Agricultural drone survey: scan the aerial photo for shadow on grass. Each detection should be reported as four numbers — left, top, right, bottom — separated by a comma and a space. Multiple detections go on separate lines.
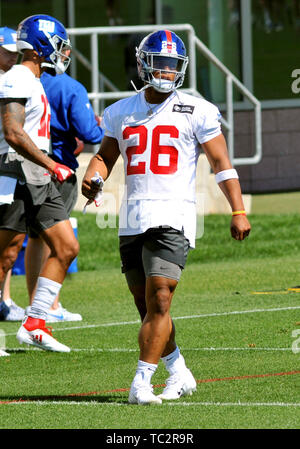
2, 350, 130, 405
0, 394, 128, 404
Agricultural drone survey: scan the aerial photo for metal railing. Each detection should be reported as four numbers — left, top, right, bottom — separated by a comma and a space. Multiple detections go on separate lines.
67, 23, 262, 166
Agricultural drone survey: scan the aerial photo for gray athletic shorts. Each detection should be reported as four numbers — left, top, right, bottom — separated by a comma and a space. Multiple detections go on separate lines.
28, 175, 77, 239
119, 226, 190, 284
0, 181, 68, 236
53, 174, 78, 216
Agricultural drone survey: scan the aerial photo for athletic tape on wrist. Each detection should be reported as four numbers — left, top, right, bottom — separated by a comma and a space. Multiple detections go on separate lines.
215, 168, 238, 184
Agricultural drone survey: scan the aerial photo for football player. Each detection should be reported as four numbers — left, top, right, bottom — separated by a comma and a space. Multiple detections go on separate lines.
0, 15, 79, 352
82, 30, 251, 404
0, 26, 26, 324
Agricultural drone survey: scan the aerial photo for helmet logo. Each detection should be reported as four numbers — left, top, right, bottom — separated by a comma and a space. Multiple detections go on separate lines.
38, 19, 55, 33
161, 40, 177, 54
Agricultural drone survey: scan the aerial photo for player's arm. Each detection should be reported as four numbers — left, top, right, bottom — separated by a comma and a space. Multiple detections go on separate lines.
0, 98, 73, 182
0, 98, 56, 172
202, 133, 251, 241
81, 135, 120, 201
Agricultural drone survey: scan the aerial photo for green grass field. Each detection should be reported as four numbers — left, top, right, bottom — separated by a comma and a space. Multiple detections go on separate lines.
0, 197, 300, 430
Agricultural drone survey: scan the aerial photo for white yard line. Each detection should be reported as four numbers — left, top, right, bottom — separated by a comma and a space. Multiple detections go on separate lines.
4, 305, 300, 337
5, 346, 294, 353
169, 401, 300, 407
4, 400, 300, 407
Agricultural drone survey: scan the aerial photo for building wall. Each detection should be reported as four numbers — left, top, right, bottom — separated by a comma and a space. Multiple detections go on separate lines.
234, 108, 300, 193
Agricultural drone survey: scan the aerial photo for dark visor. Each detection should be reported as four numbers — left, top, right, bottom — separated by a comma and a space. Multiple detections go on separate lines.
152, 56, 183, 71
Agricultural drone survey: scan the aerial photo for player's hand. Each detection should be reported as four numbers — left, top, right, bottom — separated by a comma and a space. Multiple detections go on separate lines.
82, 172, 104, 213
74, 137, 85, 157
52, 163, 74, 183
82, 173, 103, 201
230, 215, 251, 241
95, 114, 102, 126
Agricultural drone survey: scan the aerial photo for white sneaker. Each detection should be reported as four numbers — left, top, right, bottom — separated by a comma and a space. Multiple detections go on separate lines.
4, 299, 25, 321
158, 369, 197, 400
45, 303, 82, 323
16, 317, 70, 353
0, 349, 10, 356
128, 382, 162, 405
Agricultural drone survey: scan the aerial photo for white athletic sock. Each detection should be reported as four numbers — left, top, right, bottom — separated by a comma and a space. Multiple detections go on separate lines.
29, 277, 62, 321
134, 360, 158, 385
161, 346, 187, 375
4, 298, 12, 307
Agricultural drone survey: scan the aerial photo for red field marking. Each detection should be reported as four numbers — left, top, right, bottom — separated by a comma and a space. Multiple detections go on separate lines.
1, 369, 299, 405
194, 370, 300, 384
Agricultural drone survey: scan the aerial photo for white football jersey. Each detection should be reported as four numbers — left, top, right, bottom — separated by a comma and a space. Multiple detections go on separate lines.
0, 65, 51, 155
103, 90, 221, 247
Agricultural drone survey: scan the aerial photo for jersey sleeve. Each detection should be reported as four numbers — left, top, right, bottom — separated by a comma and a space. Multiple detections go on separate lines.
102, 105, 116, 138
195, 102, 222, 144
69, 83, 104, 144
0, 68, 33, 99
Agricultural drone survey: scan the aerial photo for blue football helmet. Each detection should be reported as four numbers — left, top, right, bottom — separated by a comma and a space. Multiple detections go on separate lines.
16, 14, 71, 74
136, 30, 189, 93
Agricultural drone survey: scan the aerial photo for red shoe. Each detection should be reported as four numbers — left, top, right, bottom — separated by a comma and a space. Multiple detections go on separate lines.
17, 316, 70, 352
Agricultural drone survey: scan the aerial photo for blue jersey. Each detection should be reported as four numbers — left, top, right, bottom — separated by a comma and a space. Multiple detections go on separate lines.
41, 72, 104, 170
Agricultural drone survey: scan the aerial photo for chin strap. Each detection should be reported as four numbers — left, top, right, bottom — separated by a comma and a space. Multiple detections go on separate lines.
130, 79, 176, 95
130, 80, 149, 93
41, 62, 54, 70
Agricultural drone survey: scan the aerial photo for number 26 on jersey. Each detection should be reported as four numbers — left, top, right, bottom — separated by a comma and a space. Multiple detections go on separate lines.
123, 125, 179, 175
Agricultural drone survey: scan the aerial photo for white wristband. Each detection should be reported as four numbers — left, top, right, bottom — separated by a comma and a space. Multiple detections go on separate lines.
215, 169, 239, 184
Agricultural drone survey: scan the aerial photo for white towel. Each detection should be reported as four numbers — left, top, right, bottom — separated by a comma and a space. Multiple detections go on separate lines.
0, 176, 17, 205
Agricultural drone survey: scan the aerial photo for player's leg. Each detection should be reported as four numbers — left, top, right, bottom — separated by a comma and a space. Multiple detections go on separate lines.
0, 197, 27, 285
0, 230, 25, 283
123, 229, 196, 404
24, 236, 45, 304
17, 184, 79, 352
2, 269, 12, 301
142, 270, 196, 402
0, 188, 27, 321
120, 234, 161, 404
26, 219, 79, 323
2, 268, 26, 321
126, 271, 177, 357
125, 271, 147, 321
25, 233, 82, 323
44, 174, 81, 319
0, 230, 26, 321
134, 228, 196, 403
128, 268, 178, 405
17, 220, 78, 352
138, 274, 177, 364
39, 219, 79, 282
24, 176, 80, 319
0, 195, 29, 320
